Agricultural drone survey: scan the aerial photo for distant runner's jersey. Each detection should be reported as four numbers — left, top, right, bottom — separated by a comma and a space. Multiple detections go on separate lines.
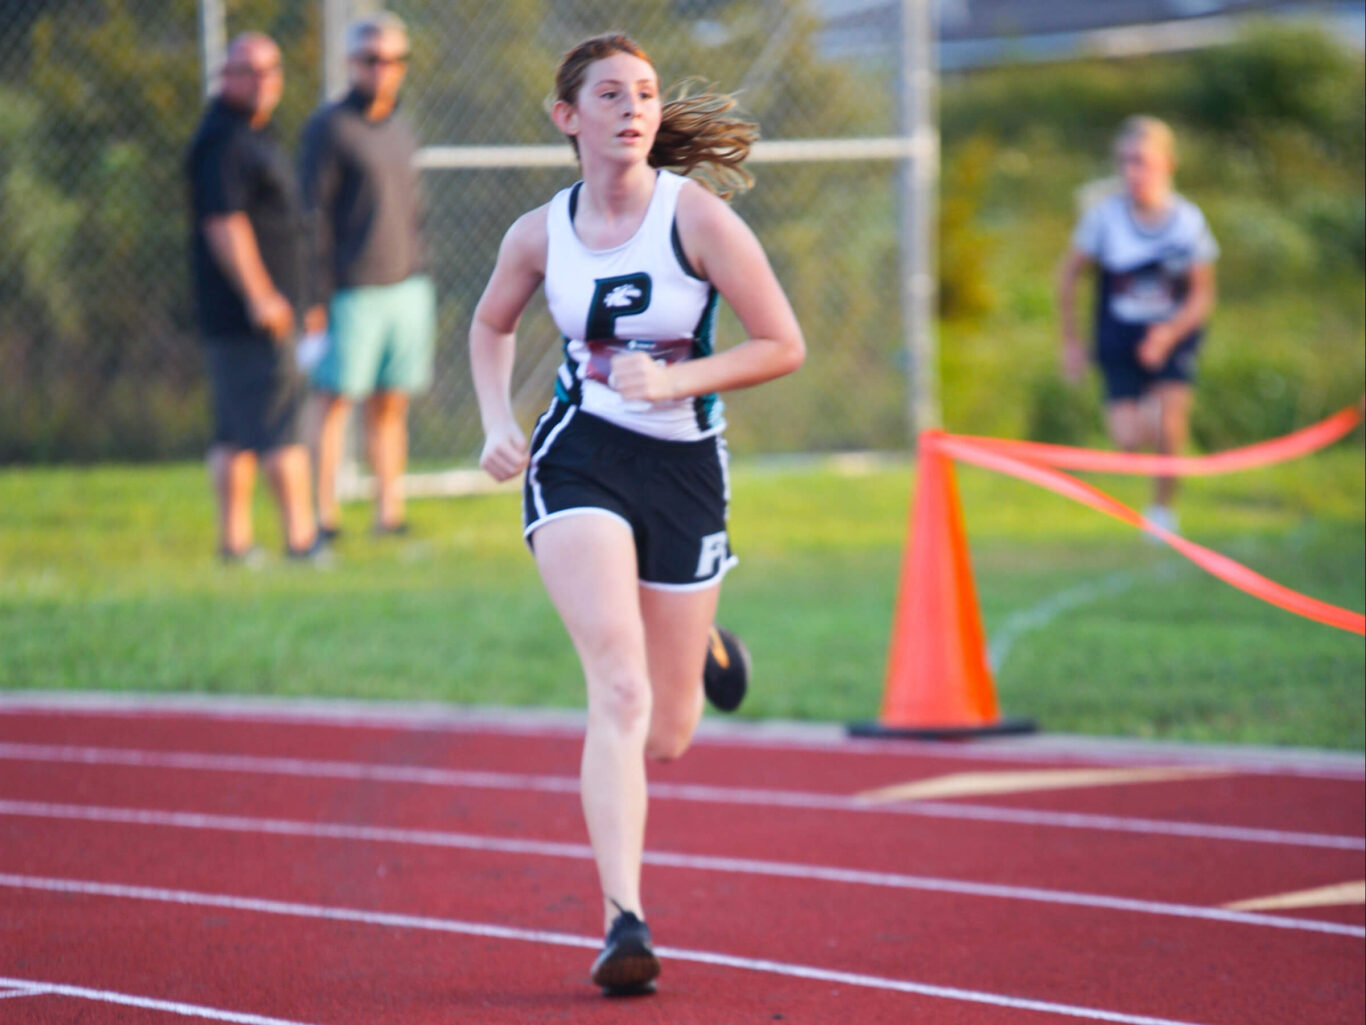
544, 169, 722, 441
1072, 192, 1218, 345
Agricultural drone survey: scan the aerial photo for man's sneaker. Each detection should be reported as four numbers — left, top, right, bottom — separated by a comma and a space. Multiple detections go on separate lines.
219, 545, 268, 569
703, 625, 751, 713
590, 908, 660, 996
286, 535, 335, 568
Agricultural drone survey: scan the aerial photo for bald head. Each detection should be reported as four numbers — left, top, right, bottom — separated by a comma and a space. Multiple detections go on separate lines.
221, 32, 283, 125
227, 32, 278, 65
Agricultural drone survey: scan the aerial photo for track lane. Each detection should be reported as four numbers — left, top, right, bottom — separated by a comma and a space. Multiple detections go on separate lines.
2, 797, 1360, 938
1, 815, 1361, 1024
0, 705, 1360, 825
0, 711, 1360, 837
1, 705, 1361, 1023
1, 756, 1360, 920
0, 977, 327, 1025
914, 772, 1366, 837
0, 700, 1359, 777
2, 740, 1361, 858
4, 884, 1255, 1025
2, 878, 1348, 1025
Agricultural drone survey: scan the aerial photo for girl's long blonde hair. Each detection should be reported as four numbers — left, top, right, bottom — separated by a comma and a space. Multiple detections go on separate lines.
553, 33, 759, 199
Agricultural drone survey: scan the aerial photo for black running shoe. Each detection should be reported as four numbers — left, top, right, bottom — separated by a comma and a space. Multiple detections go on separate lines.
286, 535, 335, 568
703, 625, 751, 713
590, 908, 660, 996
218, 545, 267, 569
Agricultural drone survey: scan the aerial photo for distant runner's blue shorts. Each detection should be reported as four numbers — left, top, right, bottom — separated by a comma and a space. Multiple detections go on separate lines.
1096, 325, 1202, 402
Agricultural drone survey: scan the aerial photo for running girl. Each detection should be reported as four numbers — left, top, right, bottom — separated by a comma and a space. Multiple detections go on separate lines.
468, 34, 804, 995
1058, 116, 1218, 533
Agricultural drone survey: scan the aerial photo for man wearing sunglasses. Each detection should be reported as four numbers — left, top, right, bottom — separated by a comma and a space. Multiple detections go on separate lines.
301, 12, 435, 540
186, 32, 321, 565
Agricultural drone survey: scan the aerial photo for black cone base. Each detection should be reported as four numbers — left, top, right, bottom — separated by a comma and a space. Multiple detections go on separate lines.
847, 717, 1037, 741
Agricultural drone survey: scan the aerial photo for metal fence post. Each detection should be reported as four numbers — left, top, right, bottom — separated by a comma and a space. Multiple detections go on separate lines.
322, 0, 379, 100
900, 0, 941, 437
197, 0, 224, 99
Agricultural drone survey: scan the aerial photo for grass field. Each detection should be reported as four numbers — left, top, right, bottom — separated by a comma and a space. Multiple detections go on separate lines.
1, 447, 1362, 750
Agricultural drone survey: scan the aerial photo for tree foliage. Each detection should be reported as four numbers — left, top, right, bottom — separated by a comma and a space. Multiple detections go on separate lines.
0, 7, 1361, 460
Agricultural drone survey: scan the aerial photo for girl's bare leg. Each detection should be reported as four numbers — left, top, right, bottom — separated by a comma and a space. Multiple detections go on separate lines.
533, 513, 652, 929
639, 582, 721, 762
1152, 381, 1193, 508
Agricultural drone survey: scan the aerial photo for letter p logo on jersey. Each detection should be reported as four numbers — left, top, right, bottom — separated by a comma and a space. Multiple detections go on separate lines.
586, 273, 652, 340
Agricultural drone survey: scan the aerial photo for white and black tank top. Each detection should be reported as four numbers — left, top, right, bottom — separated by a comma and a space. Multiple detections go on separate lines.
544, 169, 722, 441
1072, 192, 1218, 344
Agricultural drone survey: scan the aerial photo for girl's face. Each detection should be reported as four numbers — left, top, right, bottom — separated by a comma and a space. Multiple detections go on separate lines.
1117, 135, 1173, 208
558, 52, 661, 165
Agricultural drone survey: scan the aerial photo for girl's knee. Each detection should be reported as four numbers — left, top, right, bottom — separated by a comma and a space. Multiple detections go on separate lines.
645, 723, 693, 762
645, 697, 702, 762
1109, 425, 1135, 452
588, 668, 652, 734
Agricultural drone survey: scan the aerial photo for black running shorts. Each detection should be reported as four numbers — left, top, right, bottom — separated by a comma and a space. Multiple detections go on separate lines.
204, 336, 303, 453
1096, 324, 1203, 402
523, 402, 736, 590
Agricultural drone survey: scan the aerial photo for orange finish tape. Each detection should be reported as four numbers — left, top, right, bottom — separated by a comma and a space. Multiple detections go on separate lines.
931, 433, 1365, 636
952, 400, 1363, 476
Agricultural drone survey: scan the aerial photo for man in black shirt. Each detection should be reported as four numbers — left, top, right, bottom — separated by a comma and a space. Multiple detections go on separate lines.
187, 32, 320, 563
301, 12, 435, 539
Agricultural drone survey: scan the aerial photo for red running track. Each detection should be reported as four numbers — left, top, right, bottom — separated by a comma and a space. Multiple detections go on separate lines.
0, 699, 1361, 1025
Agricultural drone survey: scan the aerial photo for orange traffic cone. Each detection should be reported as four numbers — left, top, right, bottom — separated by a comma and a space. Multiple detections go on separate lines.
850, 431, 1035, 739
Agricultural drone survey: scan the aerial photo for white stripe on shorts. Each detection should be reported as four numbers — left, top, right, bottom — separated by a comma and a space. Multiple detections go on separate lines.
716, 435, 731, 512
640, 553, 739, 592
528, 404, 577, 521
523, 506, 632, 542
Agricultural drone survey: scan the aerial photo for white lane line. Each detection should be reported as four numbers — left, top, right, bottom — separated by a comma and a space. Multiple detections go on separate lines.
876, 797, 1365, 850
0, 874, 1222, 1025
0, 985, 44, 999
0, 741, 580, 792
2, 693, 1361, 780
989, 569, 1147, 672
0, 975, 326, 1024
2, 741, 1358, 851
2, 798, 1360, 938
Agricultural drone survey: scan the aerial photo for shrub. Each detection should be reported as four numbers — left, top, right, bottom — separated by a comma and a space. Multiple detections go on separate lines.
1024, 372, 1103, 446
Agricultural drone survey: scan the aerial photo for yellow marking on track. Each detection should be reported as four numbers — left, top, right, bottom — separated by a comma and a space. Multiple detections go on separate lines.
854, 765, 1232, 804
1223, 881, 1365, 912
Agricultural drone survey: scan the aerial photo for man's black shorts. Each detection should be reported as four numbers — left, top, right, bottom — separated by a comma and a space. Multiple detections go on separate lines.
523, 402, 736, 590
1096, 325, 1203, 402
204, 336, 303, 453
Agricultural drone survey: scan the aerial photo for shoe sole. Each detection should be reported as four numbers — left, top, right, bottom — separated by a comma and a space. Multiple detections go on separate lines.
591, 941, 660, 996
704, 626, 751, 713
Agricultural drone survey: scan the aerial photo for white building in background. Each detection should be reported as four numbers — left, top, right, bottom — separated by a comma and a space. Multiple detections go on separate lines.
815, 0, 1366, 67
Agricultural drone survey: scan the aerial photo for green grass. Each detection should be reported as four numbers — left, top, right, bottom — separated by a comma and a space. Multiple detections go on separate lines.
0, 451, 1362, 749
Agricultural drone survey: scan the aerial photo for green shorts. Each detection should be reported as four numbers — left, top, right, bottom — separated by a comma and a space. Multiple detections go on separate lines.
312, 275, 436, 398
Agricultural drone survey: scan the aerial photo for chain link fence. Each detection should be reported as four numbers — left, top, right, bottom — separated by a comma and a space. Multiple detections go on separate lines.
1, 0, 918, 464
0, 0, 327, 461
